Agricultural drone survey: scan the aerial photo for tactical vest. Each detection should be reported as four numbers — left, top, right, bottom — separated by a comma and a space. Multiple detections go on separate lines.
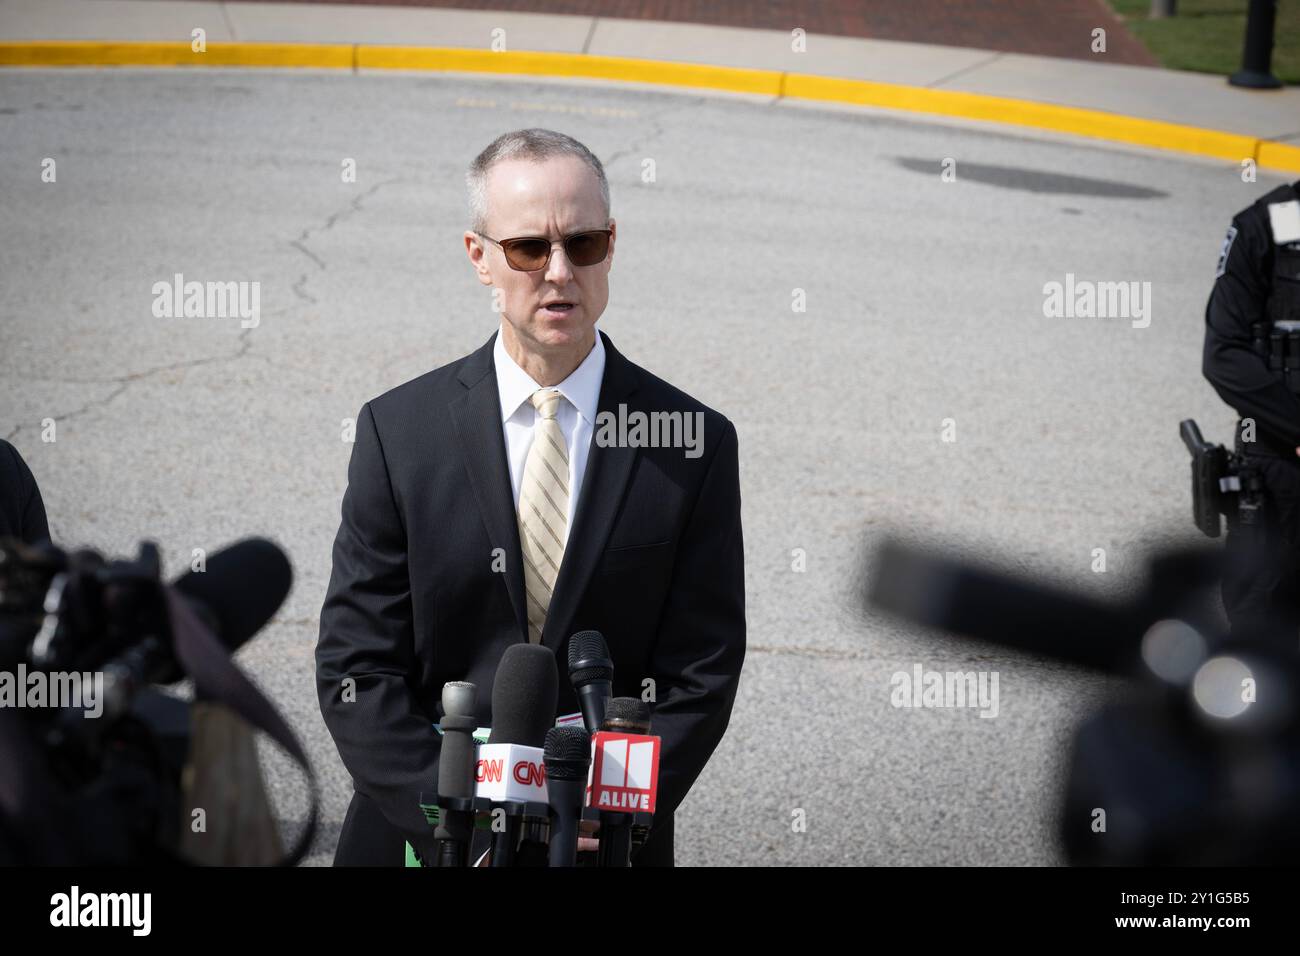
1249, 182, 1300, 390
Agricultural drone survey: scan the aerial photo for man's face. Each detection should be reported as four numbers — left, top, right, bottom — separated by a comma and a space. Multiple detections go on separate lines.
465, 154, 615, 356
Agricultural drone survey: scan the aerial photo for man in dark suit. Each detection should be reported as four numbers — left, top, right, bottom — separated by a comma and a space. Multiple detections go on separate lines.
316, 128, 745, 866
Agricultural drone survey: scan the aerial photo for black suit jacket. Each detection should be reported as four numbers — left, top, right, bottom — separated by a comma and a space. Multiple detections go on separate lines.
0, 440, 50, 545
315, 329, 745, 864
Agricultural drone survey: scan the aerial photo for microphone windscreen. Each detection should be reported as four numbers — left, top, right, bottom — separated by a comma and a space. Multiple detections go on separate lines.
438, 682, 479, 803
171, 538, 292, 655
488, 643, 558, 746
567, 630, 613, 682
543, 726, 592, 780
869, 537, 1136, 674
441, 681, 476, 719
602, 697, 651, 732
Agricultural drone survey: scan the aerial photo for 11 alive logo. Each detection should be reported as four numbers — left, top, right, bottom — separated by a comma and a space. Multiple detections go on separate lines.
590, 732, 660, 813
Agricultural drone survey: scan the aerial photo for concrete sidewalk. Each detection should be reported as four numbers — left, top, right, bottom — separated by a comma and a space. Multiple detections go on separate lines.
146, 0, 1167, 66
2, 0, 1299, 170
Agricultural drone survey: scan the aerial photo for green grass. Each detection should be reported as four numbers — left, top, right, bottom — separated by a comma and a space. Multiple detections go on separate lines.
1108, 0, 1300, 83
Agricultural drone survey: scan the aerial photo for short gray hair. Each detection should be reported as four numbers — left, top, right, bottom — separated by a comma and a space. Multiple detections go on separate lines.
466, 128, 610, 236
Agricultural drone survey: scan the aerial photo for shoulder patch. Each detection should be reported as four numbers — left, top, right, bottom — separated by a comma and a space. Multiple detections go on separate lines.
1268, 199, 1300, 245
1216, 225, 1238, 278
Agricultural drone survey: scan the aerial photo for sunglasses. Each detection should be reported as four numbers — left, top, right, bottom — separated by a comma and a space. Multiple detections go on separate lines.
477, 229, 612, 272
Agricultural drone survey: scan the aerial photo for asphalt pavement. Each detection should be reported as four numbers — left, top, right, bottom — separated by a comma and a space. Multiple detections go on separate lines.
0, 65, 1282, 865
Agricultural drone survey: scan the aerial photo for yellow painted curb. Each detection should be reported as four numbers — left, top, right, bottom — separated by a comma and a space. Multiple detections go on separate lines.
357, 46, 782, 96
785, 73, 1259, 164
1257, 140, 1300, 175
0, 40, 354, 69
2, 41, 1298, 174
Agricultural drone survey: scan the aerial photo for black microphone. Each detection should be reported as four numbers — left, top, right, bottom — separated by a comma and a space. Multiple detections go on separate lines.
543, 725, 591, 867
867, 537, 1143, 674
162, 537, 293, 682
597, 697, 650, 868
568, 630, 613, 734
870, 539, 1252, 670
434, 681, 478, 867
602, 696, 651, 735
487, 643, 557, 867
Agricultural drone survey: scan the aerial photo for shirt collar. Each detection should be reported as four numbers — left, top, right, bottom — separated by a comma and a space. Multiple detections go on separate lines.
493, 325, 606, 426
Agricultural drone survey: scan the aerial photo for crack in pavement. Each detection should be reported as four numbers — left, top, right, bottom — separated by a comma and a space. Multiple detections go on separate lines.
278, 178, 402, 313
290, 272, 319, 306
4, 329, 255, 444
5, 180, 401, 444
599, 99, 706, 173
290, 239, 326, 272
927, 51, 1005, 90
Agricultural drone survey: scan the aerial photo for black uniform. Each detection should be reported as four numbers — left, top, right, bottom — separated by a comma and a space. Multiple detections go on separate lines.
1203, 180, 1300, 640
0, 439, 50, 545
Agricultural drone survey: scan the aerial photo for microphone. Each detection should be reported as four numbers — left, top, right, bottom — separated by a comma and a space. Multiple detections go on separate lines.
434, 681, 478, 867
595, 697, 657, 867
867, 538, 1143, 674
162, 538, 293, 682
481, 643, 557, 867
568, 630, 613, 734
543, 725, 591, 867
602, 696, 651, 735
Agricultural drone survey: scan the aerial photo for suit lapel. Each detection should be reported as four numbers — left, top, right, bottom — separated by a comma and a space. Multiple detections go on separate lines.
450, 332, 529, 641
450, 328, 641, 650
542, 330, 640, 651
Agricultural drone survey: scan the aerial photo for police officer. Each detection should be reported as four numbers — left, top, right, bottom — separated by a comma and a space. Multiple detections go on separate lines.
1203, 179, 1300, 642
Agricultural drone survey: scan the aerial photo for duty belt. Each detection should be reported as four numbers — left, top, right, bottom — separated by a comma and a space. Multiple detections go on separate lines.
1251, 320, 1300, 394
1236, 418, 1297, 458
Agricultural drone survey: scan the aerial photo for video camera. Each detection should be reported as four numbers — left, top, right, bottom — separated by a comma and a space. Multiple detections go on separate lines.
868, 536, 1300, 865
0, 536, 316, 865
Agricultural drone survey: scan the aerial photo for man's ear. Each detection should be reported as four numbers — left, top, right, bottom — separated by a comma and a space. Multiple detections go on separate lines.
464, 231, 493, 286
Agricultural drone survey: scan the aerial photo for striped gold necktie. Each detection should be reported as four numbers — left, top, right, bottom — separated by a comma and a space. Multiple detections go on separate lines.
518, 388, 569, 643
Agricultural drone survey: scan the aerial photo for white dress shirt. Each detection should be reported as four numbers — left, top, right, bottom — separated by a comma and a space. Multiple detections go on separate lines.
494, 325, 606, 540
